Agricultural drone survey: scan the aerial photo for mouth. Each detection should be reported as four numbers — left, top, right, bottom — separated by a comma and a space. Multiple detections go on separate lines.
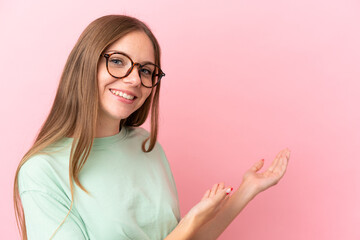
109, 89, 137, 100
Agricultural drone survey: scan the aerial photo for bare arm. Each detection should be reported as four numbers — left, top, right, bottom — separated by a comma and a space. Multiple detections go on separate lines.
164, 184, 233, 240
192, 148, 291, 239
164, 214, 197, 240
191, 181, 257, 240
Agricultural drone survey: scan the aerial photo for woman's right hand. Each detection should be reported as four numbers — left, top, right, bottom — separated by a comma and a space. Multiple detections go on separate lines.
183, 183, 233, 228
165, 184, 232, 240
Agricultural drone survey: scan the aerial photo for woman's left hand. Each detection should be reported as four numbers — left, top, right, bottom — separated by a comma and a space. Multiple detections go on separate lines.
242, 148, 291, 196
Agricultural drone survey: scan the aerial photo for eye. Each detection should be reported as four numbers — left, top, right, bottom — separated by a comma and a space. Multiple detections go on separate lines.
140, 68, 152, 76
110, 59, 124, 65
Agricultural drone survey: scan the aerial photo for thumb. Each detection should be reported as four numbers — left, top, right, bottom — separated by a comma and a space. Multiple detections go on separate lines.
250, 159, 264, 172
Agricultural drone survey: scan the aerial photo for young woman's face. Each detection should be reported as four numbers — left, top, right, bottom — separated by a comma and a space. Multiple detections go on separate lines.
97, 31, 154, 123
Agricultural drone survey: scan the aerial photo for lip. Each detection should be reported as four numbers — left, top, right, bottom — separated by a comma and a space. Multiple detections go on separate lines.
109, 90, 135, 104
109, 88, 138, 98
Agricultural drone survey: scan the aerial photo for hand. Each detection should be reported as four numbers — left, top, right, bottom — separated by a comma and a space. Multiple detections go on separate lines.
183, 183, 233, 229
242, 148, 291, 195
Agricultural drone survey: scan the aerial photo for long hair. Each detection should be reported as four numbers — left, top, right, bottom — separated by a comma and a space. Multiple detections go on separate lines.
13, 15, 162, 240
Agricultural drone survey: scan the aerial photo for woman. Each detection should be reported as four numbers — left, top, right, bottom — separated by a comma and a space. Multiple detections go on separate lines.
13, 15, 290, 240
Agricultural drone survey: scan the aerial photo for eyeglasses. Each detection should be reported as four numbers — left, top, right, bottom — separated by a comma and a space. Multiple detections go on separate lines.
101, 52, 165, 88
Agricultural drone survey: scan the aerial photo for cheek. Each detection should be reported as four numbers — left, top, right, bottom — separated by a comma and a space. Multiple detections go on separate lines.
136, 89, 152, 109
142, 89, 153, 102
97, 72, 110, 93
97, 62, 109, 90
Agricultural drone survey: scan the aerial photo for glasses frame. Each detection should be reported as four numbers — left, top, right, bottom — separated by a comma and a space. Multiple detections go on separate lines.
100, 51, 165, 88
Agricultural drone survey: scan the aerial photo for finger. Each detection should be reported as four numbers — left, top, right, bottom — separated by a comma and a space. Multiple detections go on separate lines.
268, 149, 285, 172
250, 159, 265, 172
201, 189, 211, 201
280, 156, 289, 176
216, 186, 233, 206
281, 150, 290, 173
216, 182, 225, 194
277, 158, 288, 178
218, 194, 230, 209
209, 183, 219, 198
225, 186, 233, 195
273, 148, 290, 175
286, 148, 291, 160
224, 193, 231, 203
274, 151, 289, 177
273, 151, 286, 175
220, 186, 233, 198
213, 187, 229, 203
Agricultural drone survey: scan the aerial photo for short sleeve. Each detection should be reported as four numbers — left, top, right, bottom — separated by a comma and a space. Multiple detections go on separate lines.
20, 190, 89, 240
18, 155, 89, 239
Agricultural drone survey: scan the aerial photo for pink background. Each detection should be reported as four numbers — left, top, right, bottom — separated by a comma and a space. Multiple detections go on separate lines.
1, 0, 359, 239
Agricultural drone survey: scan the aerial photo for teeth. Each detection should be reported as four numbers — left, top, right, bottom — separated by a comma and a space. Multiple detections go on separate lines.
110, 89, 135, 100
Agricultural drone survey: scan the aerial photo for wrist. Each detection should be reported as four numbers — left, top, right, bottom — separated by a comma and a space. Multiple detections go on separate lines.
171, 214, 197, 240
238, 180, 258, 200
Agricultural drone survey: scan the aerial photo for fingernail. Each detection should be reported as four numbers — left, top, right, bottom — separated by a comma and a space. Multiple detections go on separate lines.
226, 188, 233, 195
261, 159, 264, 162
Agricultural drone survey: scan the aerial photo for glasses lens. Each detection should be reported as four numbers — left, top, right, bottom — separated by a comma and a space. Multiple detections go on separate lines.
140, 63, 161, 88
107, 53, 132, 78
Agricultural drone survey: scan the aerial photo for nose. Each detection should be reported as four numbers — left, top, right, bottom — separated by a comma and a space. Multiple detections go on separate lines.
122, 64, 142, 87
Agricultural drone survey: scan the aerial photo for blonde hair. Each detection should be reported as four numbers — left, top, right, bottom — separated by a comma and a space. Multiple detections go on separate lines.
13, 15, 162, 239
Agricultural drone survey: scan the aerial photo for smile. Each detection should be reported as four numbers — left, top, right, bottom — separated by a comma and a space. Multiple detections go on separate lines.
110, 89, 136, 100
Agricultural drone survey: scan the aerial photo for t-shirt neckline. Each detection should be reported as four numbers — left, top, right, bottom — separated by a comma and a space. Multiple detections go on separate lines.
61, 126, 128, 147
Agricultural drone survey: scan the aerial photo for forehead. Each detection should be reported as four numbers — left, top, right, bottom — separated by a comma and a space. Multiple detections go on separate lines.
105, 31, 155, 63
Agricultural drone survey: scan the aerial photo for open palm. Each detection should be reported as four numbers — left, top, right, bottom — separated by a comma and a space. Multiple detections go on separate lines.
242, 148, 291, 194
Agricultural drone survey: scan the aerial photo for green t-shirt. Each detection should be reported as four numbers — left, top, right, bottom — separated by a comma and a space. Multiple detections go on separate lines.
18, 127, 181, 239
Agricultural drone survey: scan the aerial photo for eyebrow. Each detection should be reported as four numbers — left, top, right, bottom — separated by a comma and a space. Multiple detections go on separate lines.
105, 50, 155, 65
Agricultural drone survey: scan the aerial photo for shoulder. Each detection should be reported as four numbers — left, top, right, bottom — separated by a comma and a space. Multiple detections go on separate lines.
125, 126, 166, 153
126, 127, 155, 145
126, 126, 151, 139
18, 154, 53, 180
17, 154, 60, 195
